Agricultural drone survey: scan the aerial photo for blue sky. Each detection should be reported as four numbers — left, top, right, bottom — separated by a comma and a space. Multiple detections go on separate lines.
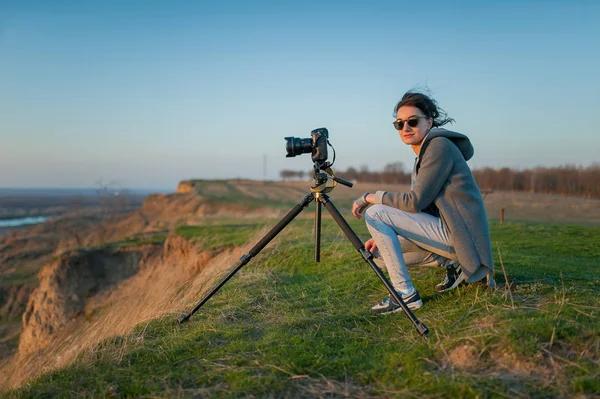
1, 0, 599, 190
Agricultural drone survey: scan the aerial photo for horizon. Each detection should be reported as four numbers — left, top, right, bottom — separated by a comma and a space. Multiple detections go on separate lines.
1, 0, 599, 189
0, 186, 169, 192
1, 160, 599, 191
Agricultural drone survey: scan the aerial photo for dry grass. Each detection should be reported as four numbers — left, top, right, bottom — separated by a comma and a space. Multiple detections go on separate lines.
0, 225, 276, 389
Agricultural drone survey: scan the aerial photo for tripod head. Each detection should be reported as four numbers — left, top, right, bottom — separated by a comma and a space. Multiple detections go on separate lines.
310, 161, 353, 194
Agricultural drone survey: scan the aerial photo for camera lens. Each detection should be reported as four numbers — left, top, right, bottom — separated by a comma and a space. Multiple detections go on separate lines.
285, 137, 312, 158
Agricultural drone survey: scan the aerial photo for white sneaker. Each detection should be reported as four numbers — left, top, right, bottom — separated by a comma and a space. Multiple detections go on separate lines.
370, 290, 423, 314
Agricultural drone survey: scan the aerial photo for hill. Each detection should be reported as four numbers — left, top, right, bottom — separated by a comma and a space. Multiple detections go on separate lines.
1, 180, 599, 397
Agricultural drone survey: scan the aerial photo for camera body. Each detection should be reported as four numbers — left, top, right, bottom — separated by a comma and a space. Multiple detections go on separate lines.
285, 128, 329, 163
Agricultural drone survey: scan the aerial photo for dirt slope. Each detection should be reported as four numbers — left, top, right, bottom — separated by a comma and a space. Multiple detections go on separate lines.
1, 231, 263, 389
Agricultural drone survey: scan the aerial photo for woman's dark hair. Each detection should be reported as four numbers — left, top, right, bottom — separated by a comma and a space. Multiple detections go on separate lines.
393, 90, 455, 127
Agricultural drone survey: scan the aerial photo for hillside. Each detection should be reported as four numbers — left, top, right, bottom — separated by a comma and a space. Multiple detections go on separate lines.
0, 181, 286, 360
1, 180, 599, 397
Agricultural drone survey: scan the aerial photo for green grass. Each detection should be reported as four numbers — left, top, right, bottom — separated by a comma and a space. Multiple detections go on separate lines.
111, 234, 168, 248
5, 219, 600, 398
0, 270, 39, 289
175, 224, 264, 250
189, 180, 297, 210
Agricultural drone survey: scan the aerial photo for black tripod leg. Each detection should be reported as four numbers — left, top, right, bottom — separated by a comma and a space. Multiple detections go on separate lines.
320, 195, 429, 338
314, 197, 322, 262
178, 193, 315, 324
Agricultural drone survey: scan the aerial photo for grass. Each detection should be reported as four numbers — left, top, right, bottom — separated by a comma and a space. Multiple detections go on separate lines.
4, 218, 600, 398
188, 180, 298, 210
65, 234, 169, 253
175, 224, 264, 250
112, 235, 168, 248
0, 270, 39, 289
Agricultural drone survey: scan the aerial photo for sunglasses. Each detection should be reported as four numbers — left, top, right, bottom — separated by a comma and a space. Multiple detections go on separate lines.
393, 116, 428, 130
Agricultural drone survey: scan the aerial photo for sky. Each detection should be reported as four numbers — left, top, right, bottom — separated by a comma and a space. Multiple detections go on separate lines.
1, 0, 599, 190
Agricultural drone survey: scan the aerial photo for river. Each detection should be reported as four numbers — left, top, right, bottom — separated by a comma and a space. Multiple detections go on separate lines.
0, 216, 48, 228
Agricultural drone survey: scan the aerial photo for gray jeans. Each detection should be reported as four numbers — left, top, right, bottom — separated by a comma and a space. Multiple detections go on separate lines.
364, 204, 457, 295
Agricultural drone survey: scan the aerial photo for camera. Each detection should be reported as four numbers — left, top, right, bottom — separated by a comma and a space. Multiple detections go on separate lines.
285, 128, 329, 163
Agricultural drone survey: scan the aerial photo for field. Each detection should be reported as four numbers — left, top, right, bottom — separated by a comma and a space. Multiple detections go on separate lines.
183, 179, 600, 225
1, 181, 599, 397
4, 219, 599, 397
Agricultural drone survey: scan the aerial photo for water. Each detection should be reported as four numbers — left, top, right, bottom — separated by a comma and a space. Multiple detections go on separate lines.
0, 216, 48, 228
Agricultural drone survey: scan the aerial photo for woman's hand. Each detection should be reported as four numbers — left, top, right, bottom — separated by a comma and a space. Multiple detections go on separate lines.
352, 192, 371, 219
365, 238, 377, 254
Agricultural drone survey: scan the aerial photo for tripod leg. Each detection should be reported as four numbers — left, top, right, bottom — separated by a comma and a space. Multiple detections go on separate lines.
320, 195, 429, 338
314, 197, 322, 262
178, 193, 315, 324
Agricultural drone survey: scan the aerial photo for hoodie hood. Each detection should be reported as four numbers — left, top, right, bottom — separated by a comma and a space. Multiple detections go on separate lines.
420, 128, 474, 161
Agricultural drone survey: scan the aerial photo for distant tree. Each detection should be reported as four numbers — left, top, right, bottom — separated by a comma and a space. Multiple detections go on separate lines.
286, 164, 600, 198
279, 170, 296, 181
344, 167, 358, 182
472, 165, 600, 199
383, 162, 405, 174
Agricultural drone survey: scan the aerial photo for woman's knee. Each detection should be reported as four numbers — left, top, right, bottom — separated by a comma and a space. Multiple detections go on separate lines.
364, 204, 387, 224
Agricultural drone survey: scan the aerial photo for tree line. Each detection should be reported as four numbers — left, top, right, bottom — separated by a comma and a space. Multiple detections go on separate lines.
280, 163, 600, 199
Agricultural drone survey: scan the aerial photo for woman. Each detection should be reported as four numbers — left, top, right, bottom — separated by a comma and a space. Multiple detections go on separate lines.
352, 90, 494, 314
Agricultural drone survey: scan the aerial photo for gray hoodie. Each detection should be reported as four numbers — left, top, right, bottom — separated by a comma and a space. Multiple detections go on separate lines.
372, 128, 494, 283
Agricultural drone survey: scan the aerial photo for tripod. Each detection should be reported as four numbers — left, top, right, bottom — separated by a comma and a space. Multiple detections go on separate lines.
178, 163, 429, 338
